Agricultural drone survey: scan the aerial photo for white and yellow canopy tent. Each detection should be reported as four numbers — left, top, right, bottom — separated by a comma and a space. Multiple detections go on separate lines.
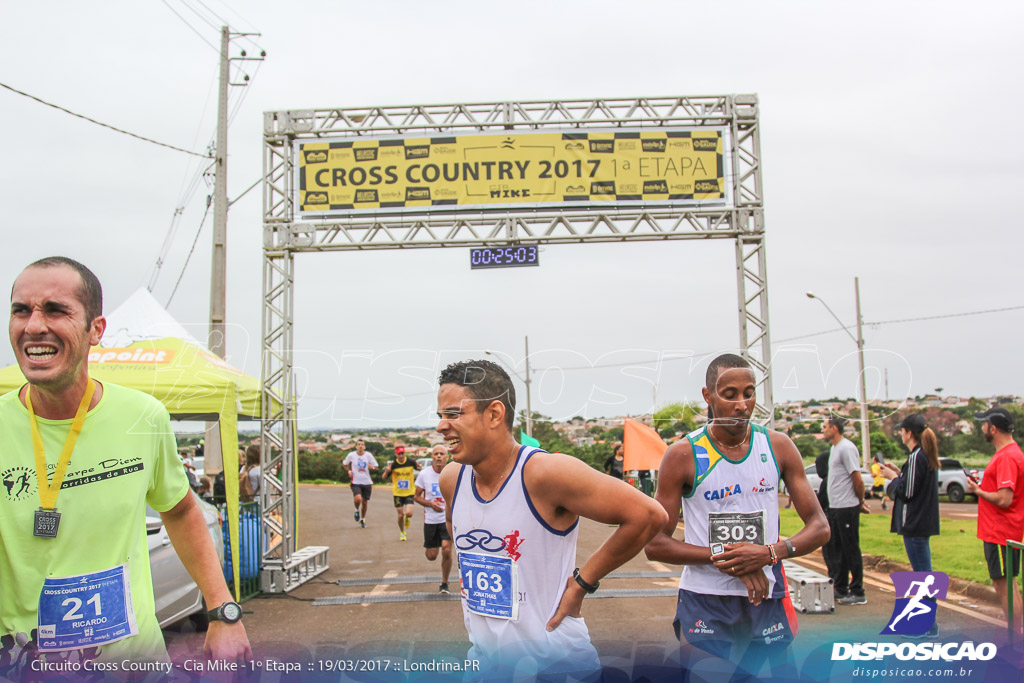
0, 288, 275, 599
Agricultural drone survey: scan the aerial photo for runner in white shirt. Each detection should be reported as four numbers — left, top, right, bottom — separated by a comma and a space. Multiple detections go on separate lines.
414, 444, 453, 593
436, 359, 668, 679
343, 440, 378, 527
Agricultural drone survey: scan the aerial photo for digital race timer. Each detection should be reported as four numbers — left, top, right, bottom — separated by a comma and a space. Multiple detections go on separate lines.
470, 246, 539, 270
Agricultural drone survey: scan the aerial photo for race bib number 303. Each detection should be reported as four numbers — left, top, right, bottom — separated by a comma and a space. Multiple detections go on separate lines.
37, 564, 137, 651
708, 510, 766, 545
459, 552, 519, 620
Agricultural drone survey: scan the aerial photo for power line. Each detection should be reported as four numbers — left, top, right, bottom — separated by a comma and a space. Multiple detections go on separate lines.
293, 306, 1023, 403
149, 159, 215, 291
192, 0, 232, 26
867, 304, 1024, 326
148, 206, 184, 292
302, 390, 438, 402
159, 0, 220, 54
773, 327, 850, 344
175, 0, 220, 32
517, 304, 1024, 372
166, 196, 213, 307
0, 81, 209, 158
227, 58, 262, 126
203, 0, 264, 51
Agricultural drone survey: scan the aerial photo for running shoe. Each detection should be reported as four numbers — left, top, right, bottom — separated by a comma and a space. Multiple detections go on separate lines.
399, 531, 407, 541
837, 594, 867, 605
405, 516, 411, 529
354, 510, 360, 523
360, 519, 366, 528
439, 583, 450, 594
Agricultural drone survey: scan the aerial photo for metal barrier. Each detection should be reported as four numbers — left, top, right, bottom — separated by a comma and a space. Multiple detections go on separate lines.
1007, 540, 1024, 648
221, 501, 262, 602
628, 471, 657, 497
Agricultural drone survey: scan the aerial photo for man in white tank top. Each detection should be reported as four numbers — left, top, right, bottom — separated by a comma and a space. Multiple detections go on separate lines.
645, 354, 829, 680
435, 360, 668, 679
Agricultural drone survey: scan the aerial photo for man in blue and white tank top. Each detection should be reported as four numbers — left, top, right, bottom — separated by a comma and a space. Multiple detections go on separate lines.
435, 360, 668, 679
645, 354, 829, 680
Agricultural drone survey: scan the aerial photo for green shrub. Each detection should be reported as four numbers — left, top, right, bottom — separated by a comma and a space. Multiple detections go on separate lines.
297, 451, 348, 483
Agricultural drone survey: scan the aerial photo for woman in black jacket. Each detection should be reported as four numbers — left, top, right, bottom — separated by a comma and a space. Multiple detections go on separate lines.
604, 442, 625, 480
881, 413, 941, 571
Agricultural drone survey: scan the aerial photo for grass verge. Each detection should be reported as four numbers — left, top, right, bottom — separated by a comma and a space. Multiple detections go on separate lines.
779, 508, 991, 585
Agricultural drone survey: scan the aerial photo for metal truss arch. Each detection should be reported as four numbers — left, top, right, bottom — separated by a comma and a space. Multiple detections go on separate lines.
260, 94, 770, 592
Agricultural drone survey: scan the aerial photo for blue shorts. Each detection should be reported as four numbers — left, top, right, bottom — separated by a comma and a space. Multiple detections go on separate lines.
674, 589, 796, 659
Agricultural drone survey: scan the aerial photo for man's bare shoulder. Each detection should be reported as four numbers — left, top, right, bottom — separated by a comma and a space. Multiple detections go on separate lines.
663, 438, 695, 462
767, 428, 798, 450
439, 461, 462, 486
521, 449, 577, 476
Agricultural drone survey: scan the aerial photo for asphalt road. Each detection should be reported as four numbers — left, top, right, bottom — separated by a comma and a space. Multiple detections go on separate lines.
162, 486, 1015, 675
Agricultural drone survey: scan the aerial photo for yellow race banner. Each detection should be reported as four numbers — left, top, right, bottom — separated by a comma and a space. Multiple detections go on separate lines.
297, 128, 726, 214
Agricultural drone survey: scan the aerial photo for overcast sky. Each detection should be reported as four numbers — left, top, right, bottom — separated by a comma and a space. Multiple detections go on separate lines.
1, 1, 1021, 429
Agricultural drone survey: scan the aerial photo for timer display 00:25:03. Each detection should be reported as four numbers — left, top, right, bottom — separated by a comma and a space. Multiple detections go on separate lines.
470, 246, 539, 269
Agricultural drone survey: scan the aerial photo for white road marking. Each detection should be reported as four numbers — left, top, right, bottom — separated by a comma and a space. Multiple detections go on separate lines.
362, 570, 402, 607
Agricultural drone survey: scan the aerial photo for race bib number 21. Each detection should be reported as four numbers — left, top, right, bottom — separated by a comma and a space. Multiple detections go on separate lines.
37, 564, 137, 652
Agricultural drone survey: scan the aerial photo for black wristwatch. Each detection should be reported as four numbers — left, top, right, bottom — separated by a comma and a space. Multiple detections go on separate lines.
208, 601, 243, 623
573, 568, 600, 594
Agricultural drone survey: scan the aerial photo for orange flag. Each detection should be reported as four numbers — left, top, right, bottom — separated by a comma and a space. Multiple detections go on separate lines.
623, 418, 668, 471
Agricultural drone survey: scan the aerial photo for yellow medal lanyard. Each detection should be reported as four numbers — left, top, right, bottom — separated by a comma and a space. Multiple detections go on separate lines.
27, 379, 95, 511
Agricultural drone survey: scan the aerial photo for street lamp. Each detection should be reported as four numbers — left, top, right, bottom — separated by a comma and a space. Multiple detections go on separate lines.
806, 278, 871, 468
485, 335, 533, 437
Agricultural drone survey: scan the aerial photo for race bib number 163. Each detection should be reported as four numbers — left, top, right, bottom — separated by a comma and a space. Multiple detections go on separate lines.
459, 552, 519, 620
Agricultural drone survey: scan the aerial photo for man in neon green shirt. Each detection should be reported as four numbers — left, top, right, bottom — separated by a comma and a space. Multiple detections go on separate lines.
0, 257, 250, 672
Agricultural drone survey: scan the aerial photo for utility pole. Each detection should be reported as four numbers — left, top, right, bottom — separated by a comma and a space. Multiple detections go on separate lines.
806, 279, 872, 469
209, 25, 229, 359
485, 337, 534, 438
203, 27, 231, 474
206, 27, 263, 473
524, 335, 533, 438
854, 276, 871, 469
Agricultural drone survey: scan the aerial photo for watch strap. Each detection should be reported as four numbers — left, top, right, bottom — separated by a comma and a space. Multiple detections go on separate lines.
207, 601, 243, 623
573, 568, 599, 594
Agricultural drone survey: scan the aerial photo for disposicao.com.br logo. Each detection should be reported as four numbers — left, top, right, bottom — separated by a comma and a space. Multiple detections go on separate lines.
831, 571, 997, 662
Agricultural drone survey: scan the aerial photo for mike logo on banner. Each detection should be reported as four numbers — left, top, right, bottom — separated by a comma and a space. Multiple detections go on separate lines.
882, 571, 948, 636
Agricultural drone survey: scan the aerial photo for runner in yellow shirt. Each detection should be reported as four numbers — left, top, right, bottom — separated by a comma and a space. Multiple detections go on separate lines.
871, 458, 889, 510
0, 257, 250, 675
382, 446, 420, 541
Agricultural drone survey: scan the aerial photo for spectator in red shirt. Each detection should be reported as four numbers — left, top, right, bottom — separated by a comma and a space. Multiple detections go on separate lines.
967, 407, 1024, 633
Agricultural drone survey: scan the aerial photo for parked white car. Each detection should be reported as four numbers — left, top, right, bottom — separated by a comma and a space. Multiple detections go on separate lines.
937, 457, 983, 504
147, 497, 224, 628
791, 464, 873, 496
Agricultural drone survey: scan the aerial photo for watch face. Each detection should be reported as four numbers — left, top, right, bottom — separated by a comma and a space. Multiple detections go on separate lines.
222, 602, 242, 622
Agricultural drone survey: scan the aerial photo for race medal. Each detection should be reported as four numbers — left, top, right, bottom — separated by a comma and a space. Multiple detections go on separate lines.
33, 508, 61, 538
708, 510, 767, 546
459, 552, 519, 620
26, 379, 95, 539
37, 564, 138, 651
